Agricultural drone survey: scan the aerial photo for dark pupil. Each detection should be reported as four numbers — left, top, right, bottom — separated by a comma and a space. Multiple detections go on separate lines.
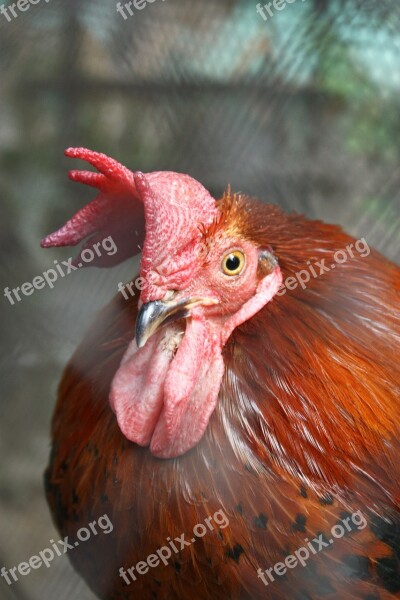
226, 254, 240, 271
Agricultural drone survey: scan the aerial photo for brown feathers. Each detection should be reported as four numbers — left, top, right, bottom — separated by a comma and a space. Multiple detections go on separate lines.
46, 197, 400, 599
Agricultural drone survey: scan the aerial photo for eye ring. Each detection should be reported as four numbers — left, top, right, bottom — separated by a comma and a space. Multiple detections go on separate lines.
222, 250, 246, 276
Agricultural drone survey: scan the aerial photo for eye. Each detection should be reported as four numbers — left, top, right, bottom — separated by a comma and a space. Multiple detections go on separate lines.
222, 250, 246, 276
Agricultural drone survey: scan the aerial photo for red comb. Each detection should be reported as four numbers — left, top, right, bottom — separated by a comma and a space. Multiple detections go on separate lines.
41, 147, 145, 267
41, 148, 218, 278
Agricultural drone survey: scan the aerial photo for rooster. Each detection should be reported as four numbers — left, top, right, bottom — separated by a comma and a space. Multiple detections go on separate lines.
42, 147, 400, 600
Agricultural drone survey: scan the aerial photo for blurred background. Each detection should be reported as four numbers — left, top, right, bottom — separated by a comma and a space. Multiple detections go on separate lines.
0, 0, 399, 598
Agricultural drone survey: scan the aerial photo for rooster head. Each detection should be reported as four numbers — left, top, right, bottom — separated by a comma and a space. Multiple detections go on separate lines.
42, 148, 282, 458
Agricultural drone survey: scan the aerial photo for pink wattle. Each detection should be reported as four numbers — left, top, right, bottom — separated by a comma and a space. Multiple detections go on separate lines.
109, 317, 224, 459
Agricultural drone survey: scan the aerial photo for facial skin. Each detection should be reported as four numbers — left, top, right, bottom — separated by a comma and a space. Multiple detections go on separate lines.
135, 229, 279, 349
184, 235, 273, 320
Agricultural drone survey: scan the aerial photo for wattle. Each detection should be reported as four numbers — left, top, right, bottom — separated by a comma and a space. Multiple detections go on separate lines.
109, 317, 225, 458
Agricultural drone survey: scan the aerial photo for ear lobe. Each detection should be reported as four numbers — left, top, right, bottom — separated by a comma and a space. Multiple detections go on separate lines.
257, 248, 278, 278
41, 147, 146, 268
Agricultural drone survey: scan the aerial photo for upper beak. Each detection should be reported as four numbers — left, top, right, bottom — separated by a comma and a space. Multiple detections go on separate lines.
135, 295, 218, 348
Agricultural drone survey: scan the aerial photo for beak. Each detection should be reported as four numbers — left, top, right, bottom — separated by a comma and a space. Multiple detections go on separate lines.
135, 295, 218, 348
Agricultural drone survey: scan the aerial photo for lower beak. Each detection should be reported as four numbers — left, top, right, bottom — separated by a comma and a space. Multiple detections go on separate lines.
135, 295, 217, 348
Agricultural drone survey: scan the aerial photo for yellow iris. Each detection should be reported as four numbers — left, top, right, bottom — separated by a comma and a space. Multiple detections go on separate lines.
222, 250, 246, 276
